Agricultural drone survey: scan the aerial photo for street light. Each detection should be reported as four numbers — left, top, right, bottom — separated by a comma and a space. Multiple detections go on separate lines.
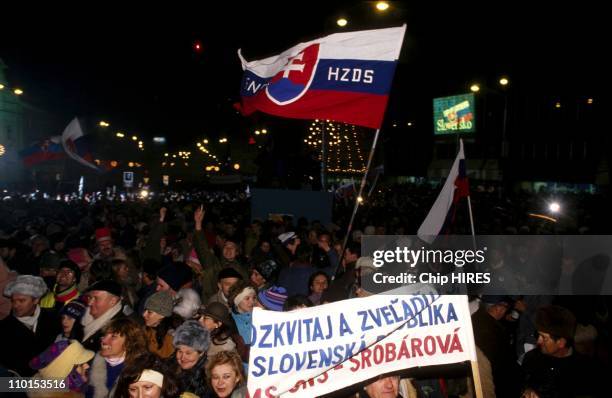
13, 88, 23, 96
99, 121, 110, 127
0, 84, 4, 90
337, 18, 348, 27
116, 132, 125, 138
376, 2, 390, 11
548, 202, 561, 214
470, 84, 480, 93
233, 163, 240, 170
499, 77, 509, 86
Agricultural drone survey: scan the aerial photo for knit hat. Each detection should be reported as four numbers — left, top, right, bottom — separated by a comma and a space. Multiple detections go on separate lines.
187, 249, 201, 265
157, 262, 193, 292
198, 302, 231, 326
254, 259, 279, 282
29, 340, 94, 386
278, 232, 297, 245
85, 279, 122, 298
173, 288, 201, 320
535, 305, 577, 341
59, 260, 81, 284
60, 300, 87, 321
144, 291, 174, 317
257, 286, 288, 311
173, 320, 210, 352
217, 267, 243, 281
4, 275, 48, 298
95, 227, 112, 243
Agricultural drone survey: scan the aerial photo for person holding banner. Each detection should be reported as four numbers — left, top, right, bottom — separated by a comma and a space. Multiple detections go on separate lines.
227, 281, 257, 365
206, 351, 247, 398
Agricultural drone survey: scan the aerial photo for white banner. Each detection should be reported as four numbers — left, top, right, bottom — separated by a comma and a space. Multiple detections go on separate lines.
247, 293, 477, 398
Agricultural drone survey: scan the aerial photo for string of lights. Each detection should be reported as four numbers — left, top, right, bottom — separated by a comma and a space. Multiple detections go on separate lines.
305, 119, 367, 173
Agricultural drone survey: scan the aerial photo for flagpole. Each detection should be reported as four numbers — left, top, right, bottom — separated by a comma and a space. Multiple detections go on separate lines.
335, 128, 381, 279
467, 195, 477, 249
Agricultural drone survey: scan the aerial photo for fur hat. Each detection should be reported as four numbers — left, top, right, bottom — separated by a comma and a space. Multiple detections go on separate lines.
144, 291, 174, 318
173, 320, 210, 352
535, 305, 577, 341
4, 275, 48, 298
173, 288, 201, 319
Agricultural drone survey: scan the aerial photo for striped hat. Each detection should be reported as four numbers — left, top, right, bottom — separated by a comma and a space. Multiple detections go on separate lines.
257, 286, 288, 311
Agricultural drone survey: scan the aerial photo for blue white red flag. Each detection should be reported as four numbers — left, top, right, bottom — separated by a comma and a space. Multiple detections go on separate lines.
237, 25, 406, 129
61, 118, 99, 171
417, 139, 469, 243
19, 136, 65, 166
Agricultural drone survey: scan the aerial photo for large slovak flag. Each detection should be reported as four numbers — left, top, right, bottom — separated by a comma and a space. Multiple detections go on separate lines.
417, 139, 470, 244
237, 25, 406, 129
19, 136, 65, 166
61, 118, 99, 171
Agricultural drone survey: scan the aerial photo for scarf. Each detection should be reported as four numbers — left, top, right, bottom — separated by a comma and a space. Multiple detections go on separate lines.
55, 283, 79, 304
16, 305, 41, 332
82, 301, 123, 341
104, 355, 126, 367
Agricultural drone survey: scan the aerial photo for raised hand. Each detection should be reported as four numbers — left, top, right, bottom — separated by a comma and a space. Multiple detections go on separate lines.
194, 205, 205, 230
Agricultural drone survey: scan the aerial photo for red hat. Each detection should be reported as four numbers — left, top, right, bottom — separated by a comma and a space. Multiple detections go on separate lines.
95, 227, 112, 243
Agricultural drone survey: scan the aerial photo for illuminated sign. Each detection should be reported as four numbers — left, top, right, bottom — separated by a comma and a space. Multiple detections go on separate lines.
433, 94, 475, 134
153, 137, 166, 144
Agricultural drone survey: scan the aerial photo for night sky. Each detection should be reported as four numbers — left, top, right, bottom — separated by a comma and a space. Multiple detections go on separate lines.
0, 3, 605, 148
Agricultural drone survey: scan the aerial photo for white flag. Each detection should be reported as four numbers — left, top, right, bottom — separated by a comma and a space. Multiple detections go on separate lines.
417, 140, 468, 243
61, 118, 99, 171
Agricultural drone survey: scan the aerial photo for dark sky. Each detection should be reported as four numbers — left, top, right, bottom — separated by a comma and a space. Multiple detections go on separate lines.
0, 3, 605, 148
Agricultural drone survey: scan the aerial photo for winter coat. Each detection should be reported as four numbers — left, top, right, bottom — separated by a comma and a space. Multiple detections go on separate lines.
0, 260, 17, 319
0, 308, 61, 376
85, 354, 122, 398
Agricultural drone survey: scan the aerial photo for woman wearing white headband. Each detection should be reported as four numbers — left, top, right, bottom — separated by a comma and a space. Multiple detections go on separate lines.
114, 353, 180, 398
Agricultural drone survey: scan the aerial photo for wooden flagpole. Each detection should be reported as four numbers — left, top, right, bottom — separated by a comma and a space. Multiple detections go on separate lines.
335, 128, 381, 278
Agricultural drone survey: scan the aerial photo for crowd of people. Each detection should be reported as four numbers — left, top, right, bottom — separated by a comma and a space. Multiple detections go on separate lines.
0, 182, 609, 397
